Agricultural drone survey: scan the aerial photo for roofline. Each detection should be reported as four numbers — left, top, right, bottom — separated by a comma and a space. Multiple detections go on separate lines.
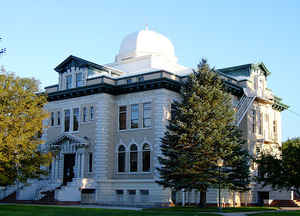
54, 55, 123, 75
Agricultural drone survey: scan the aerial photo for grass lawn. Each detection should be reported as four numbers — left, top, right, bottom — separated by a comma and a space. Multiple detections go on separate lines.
0, 204, 221, 216
250, 211, 300, 216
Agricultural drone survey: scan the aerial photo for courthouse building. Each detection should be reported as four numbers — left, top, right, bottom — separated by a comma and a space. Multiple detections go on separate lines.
8, 28, 292, 206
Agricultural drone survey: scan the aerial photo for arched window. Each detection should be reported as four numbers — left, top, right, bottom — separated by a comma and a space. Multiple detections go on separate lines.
142, 144, 151, 172
130, 144, 138, 172
118, 145, 126, 172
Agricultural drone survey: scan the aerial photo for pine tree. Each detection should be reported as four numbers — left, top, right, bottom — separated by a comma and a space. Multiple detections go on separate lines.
157, 59, 250, 206
0, 72, 51, 186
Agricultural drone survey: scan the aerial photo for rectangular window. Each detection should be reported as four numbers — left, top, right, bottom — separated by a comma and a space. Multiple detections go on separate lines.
116, 190, 124, 195
76, 72, 83, 87
252, 109, 256, 134
51, 112, 54, 126
140, 190, 149, 195
83, 107, 87, 122
266, 113, 270, 139
273, 120, 278, 140
89, 153, 93, 172
64, 109, 70, 132
57, 111, 61, 126
138, 76, 144, 82
143, 102, 152, 128
131, 104, 139, 128
66, 75, 72, 89
128, 190, 136, 195
258, 112, 263, 135
127, 79, 132, 84
88, 68, 95, 77
119, 106, 127, 130
90, 106, 94, 120
73, 108, 79, 131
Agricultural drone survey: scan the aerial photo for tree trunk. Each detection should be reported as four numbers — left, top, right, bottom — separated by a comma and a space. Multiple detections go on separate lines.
199, 191, 207, 208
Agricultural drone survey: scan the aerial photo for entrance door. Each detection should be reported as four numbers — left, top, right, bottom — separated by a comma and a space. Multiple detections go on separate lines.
257, 191, 269, 206
63, 154, 75, 185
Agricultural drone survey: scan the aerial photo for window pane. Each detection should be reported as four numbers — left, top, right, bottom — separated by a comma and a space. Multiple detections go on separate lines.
119, 145, 125, 152
131, 104, 139, 128
88, 68, 95, 77
73, 108, 79, 131
143, 103, 152, 128
118, 149, 125, 173
130, 145, 137, 151
143, 144, 150, 172
57, 111, 61, 126
116, 190, 123, 195
130, 145, 138, 172
143, 119, 151, 128
66, 75, 72, 89
51, 112, 54, 126
76, 72, 83, 87
90, 106, 94, 120
64, 110, 70, 132
143, 144, 150, 151
83, 107, 87, 122
119, 106, 127, 130
89, 153, 93, 172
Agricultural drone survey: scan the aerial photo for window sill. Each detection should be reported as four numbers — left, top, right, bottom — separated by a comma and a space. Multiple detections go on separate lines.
119, 127, 152, 132
116, 172, 152, 175
63, 131, 80, 134
49, 125, 61, 128
81, 121, 94, 125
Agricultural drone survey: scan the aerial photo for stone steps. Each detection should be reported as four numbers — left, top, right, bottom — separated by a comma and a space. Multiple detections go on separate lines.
271, 200, 300, 207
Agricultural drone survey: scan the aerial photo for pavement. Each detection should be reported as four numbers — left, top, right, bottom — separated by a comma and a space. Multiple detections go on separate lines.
217, 207, 300, 216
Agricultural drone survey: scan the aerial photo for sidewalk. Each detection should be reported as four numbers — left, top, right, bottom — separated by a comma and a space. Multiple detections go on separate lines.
0, 203, 142, 211
217, 207, 300, 216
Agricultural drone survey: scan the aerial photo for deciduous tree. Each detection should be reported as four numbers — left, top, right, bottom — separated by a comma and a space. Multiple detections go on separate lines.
0, 72, 51, 186
256, 137, 300, 196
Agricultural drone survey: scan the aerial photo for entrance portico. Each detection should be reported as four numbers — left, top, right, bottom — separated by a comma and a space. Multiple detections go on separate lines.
47, 133, 89, 184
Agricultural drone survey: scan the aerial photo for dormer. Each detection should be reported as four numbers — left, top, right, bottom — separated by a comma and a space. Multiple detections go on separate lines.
54, 55, 122, 91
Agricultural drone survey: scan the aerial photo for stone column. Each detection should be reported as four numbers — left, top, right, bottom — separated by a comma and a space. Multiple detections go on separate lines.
51, 159, 55, 179
56, 155, 59, 180
81, 153, 85, 178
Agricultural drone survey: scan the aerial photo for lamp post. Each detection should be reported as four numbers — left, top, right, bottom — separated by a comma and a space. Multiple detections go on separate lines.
217, 158, 224, 212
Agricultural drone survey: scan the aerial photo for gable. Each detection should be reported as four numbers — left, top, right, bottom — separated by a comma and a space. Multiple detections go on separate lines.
217, 62, 271, 81
54, 55, 107, 73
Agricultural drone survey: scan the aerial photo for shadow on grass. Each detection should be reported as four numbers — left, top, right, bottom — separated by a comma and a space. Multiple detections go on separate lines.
0, 204, 221, 216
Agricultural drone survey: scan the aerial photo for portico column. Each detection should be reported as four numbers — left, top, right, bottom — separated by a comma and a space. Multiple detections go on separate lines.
81, 153, 85, 178
51, 159, 55, 179
55, 155, 59, 180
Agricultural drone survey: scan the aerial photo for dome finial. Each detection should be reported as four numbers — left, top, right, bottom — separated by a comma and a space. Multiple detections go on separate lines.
145, 24, 149, 31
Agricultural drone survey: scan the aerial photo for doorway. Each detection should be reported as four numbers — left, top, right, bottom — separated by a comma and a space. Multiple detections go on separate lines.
257, 191, 269, 206
63, 153, 75, 185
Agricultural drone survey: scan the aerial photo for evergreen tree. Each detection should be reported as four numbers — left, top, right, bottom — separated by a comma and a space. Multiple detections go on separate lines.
157, 59, 250, 206
0, 72, 51, 186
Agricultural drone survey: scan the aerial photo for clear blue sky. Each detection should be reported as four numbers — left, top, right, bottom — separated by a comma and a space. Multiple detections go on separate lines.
1, 0, 299, 141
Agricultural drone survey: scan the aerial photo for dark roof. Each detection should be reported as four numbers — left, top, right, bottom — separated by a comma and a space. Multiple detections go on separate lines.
218, 62, 271, 78
54, 55, 109, 73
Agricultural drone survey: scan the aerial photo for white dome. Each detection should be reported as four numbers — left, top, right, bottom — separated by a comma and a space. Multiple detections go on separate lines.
116, 28, 177, 62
